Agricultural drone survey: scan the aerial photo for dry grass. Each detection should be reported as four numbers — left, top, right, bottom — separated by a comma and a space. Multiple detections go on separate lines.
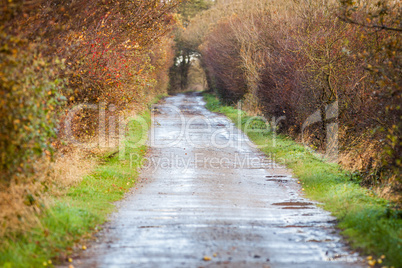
0, 145, 98, 239
0, 178, 44, 238
239, 93, 264, 117
339, 143, 380, 171
337, 128, 401, 204
294, 126, 401, 203
50, 147, 98, 192
375, 179, 401, 205
338, 126, 382, 172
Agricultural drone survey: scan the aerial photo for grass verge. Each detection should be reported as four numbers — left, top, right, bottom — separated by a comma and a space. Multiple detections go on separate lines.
203, 93, 401, 267
0, 104, 156, 267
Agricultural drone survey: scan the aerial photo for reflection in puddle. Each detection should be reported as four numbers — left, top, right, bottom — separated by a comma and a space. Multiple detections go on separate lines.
281, 206, 311, 209
272, 202, 313, 206
266, 179, 289, 183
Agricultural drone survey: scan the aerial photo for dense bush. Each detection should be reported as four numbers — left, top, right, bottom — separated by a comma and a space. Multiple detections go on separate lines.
0, 0, 179, 184
0, 32, 66, 183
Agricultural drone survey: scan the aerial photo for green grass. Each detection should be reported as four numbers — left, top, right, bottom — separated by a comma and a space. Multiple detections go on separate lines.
0, 109, 153, 268
204, 93, 402, 267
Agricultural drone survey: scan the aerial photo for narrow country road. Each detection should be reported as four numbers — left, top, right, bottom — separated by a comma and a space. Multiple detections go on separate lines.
75, 93, 363, 268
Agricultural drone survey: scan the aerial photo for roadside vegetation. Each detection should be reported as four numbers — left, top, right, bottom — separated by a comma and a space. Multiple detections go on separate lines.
0, 109, 152, 267
174, 0, 401, 203
204, 93, 401, 267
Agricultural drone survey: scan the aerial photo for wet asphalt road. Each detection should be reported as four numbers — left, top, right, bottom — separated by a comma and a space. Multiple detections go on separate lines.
74, 93, 363, 267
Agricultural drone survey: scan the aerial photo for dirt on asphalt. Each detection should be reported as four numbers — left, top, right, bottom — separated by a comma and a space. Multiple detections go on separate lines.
72, 92, 364, 268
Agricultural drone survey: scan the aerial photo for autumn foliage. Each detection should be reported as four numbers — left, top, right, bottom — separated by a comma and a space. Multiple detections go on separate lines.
0, 0, 178, 180
183, 0, 401, 196
0, 0, 179, 234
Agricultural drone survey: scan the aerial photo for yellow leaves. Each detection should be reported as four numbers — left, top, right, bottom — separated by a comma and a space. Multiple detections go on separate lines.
42, 261, 52, 266
366, 255, 386, 266
203, 256, 211, 261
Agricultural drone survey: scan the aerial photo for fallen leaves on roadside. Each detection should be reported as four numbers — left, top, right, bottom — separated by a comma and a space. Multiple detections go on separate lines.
203, 256, 211, 261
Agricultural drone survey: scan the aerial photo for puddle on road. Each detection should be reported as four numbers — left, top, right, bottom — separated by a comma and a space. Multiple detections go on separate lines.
282, 225, 310, 228
307, 238, 334, 242
272, 201, 313, 206
266, 179, 289, 183
272, 201, 314, 210
281, 206, 311, 209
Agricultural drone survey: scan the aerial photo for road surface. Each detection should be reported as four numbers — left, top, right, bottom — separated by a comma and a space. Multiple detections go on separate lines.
74, 92, 363, 268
